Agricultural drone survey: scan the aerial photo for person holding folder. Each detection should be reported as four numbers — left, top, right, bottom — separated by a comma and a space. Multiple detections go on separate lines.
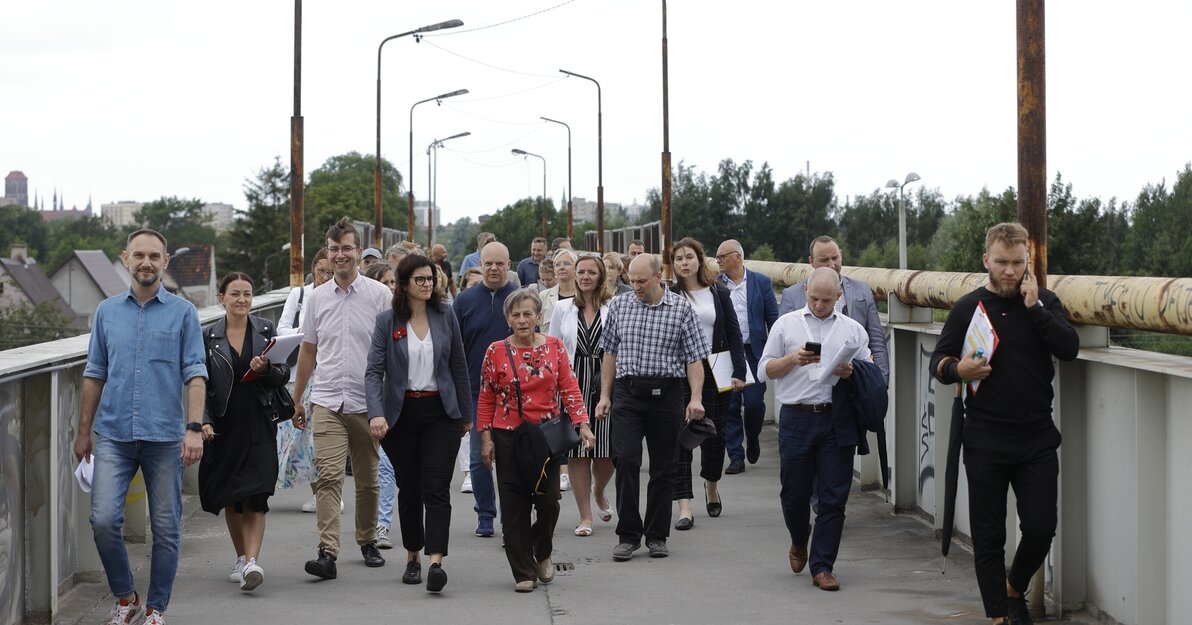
199, 272, 291, 592
669, 237, 746, 530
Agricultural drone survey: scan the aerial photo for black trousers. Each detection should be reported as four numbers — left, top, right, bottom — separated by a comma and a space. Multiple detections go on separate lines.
610, 377, 683, 545
491, 428, 560, 583
964, 424, 1061, 618
673, 370, 727, 500
380, 396, 459, 556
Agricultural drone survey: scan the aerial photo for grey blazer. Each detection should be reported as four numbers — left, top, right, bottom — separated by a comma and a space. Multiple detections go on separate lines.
777, 274, 890, 382
365, 306, 474, 428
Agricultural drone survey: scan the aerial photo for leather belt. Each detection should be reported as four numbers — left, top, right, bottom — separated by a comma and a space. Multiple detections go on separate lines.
405, 390, 440, 398
789, 402, 832, 413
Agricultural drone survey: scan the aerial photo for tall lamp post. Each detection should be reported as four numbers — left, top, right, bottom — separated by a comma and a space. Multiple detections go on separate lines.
540, 116, 573, 240
512, 148, 548, 239
373, 18, 464, 248
425, 131, 470, 245
884, 172, 922, 270
409, 88, 468, 245
558, 69, 603, 252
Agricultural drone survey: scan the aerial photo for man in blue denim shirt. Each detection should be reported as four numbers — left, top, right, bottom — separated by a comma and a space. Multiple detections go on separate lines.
74, 229, 207, 625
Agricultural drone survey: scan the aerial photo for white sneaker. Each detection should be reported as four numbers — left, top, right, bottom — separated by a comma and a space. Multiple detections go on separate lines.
461, 472, 473, 493
143, 609, 165, 625
301, 497, 317, 513
376, 525, 393, 549
240, 559, 264, 591
559, 472, 572, 491
105, 594, 144, 625
340, 499, 345, 513
227, 555, 246, 583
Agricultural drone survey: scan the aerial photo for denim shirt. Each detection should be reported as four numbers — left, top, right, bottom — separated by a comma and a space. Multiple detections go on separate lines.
83, 286, 208, 443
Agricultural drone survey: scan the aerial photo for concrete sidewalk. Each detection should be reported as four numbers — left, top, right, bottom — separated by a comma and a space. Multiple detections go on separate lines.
55, 427, 1087, 624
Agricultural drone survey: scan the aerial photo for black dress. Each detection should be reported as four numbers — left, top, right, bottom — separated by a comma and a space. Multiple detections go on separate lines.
199, 330, 279, 514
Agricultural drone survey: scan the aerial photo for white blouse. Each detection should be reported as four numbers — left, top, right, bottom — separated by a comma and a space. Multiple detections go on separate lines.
687, 287, 716, 349
406, 323, 437, 391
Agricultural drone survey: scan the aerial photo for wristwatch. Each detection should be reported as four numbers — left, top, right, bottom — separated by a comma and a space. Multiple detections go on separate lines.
185, 422, 204, 433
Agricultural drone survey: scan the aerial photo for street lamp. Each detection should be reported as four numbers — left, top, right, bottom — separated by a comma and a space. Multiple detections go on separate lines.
263, 242, 292, 292
885, 172, 922, 270
425, 131, 470, 244
540, 116, 572, 240
512, 148, 548, 238
373, 18, 464, 248
558, 69, 603, 252
409, 88, 468, 245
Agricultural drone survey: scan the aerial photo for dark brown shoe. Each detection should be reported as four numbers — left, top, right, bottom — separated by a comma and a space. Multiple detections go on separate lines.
812, 571, 840, 591
788, 543, 808, 573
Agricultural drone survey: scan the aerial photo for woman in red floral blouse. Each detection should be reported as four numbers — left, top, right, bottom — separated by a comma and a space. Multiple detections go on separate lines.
478, 287, 595, 593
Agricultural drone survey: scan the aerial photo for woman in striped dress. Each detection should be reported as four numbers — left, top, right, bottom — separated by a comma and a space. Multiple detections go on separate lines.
548, 254, 615, 536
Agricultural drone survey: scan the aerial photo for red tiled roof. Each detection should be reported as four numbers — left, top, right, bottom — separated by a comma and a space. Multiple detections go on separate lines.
167, 243, 212, 287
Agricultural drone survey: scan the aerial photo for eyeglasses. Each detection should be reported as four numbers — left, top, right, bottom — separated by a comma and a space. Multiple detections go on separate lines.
714, 251, 740, 262
327, 245, 357, 255
411, 275, 434, 286
316, 269, 334, 277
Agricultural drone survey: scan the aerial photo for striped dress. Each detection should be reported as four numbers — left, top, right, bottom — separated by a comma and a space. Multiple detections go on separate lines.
570, 310, 610, 458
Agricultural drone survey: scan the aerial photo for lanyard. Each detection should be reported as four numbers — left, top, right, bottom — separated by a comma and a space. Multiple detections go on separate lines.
799, 309, 840, 348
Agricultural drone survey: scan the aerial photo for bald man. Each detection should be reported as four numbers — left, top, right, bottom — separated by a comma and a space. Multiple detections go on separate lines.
431, 244, 457, 298
759, 267, 872, 592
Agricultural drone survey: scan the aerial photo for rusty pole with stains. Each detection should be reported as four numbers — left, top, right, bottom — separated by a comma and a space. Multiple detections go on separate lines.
1018, 0, 1048, 287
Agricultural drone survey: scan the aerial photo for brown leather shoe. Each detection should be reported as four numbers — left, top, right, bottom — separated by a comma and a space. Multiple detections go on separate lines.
788, 543, 808, 573
812, 571, 840, 591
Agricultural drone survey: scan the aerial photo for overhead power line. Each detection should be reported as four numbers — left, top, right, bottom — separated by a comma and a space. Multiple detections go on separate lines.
421, 0, 579, 37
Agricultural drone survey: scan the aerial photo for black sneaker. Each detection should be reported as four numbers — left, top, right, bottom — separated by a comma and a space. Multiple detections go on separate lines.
426, 563, 447, 593
647, 539, 669, 558
746, 436, 761, 464
402, 560, 422, 584
1006, 596, 1035, 625
362, 543, 386, 568
725, 458, 745, 474
304, 548, 337, 579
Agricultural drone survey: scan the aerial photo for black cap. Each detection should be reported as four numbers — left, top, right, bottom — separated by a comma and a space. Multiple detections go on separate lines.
677, 418, 717, 451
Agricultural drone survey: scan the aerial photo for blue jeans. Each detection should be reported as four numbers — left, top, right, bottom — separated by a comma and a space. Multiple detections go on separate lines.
725, 348, 767, 461
378, 449, 395, 528
469, 401, 497, 520
777, 405, 855, 576
90, 434, 183, 613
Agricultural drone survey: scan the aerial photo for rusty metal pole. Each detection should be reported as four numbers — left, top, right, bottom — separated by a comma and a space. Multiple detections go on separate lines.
660, 0, 673, 281
289, 0, 305, 287
1018, 0, 1047, 289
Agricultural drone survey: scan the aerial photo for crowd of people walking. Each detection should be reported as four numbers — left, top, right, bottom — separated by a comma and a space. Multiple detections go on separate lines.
73, 219, 1070, 625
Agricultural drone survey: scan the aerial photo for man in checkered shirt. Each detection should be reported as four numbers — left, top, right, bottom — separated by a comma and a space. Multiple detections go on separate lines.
595, 254, 711, 562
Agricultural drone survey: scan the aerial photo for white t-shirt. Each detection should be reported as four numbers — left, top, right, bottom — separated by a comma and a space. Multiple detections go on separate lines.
686, 287, 716, 350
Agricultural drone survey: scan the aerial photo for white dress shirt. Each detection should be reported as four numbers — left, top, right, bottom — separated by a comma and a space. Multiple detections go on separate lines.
721, 270, 750, 345
406, 323, 437, 391
301, 273, 391, 413
758, 306, 871, 405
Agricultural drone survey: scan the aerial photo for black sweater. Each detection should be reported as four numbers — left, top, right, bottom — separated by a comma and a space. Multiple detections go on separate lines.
929, 286, 1079, 433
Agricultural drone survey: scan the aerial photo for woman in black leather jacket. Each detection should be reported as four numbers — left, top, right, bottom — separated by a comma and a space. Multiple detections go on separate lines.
199, 272, 290, 592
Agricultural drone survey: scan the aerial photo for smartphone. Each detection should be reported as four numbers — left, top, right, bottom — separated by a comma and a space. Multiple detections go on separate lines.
805, 342, 822, 356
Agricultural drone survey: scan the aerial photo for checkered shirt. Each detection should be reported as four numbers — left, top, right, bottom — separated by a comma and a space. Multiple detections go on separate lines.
600, 288, 711, 379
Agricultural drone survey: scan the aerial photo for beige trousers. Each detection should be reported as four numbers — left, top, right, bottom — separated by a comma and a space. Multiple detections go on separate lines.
312, 404, 380, 556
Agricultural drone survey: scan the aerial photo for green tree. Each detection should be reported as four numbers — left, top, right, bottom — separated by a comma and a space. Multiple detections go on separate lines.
928, 187, 1017, 272
1122, 164, 1192, 277
439, 217, 480, 271
0, 204, 48, 262
135, 196, 218, 249
219, 157, 293, 290
1046, 174, 1130, 276
304, 151, 405, 245
481, 198, 559, 262
44, 215, 124, 269
0, 302, 81, 349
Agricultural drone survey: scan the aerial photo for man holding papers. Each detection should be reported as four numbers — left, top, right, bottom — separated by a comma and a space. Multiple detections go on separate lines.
760, 267, 871, 592
929, 222, 1079, 625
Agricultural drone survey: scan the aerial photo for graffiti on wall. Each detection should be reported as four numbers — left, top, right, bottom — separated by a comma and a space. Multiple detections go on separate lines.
918, 343, 937, 511
58, 369, 81, 585
0, 382, 25, 625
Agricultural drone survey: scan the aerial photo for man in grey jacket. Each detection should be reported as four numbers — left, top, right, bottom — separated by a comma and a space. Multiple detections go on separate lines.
778, 236, 888, 383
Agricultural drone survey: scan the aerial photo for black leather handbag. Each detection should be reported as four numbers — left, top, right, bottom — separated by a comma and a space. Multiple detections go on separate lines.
268, 385, 296, 424
504, 340, 580, 458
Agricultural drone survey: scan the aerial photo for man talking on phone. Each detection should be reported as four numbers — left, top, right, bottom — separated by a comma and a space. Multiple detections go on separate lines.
929, 222, 1078, 625
759, 267, 871, 591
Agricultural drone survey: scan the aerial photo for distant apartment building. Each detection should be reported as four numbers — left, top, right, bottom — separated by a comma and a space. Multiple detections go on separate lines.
413, 200, 444, 229
571, 196, 624, 224
101, 201, 144, 227
202, 202, 235, 232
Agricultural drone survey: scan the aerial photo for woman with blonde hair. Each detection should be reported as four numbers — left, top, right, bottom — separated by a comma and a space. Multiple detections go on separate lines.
538, 248, 578, 334
548, 255, 615, 536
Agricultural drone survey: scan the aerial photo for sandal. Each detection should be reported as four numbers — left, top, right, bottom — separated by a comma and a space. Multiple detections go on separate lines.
574, 524, 593, 537
595, 493, 614, 522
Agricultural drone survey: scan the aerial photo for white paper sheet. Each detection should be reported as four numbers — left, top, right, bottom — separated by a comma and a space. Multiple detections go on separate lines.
240, 333, 305, 382
708, 351, 757, 392
822, 339, 863, 387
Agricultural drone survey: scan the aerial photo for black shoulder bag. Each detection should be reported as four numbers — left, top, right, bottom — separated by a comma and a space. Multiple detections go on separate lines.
503, 339, 580, 458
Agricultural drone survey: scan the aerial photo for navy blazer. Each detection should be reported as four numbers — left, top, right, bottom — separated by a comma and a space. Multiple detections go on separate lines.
779, 274, 890, 383
722, 270, 780, 359
830, 359, 888, 456
365, 305, 474, 428
671, 283, 747, 382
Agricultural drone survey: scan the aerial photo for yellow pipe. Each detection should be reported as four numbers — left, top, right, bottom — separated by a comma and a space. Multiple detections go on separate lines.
745, 260, 1192, 336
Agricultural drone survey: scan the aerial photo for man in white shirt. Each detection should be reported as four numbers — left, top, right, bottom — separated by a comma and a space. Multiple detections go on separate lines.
292, 217, 392, 580
759, 267, 870, 592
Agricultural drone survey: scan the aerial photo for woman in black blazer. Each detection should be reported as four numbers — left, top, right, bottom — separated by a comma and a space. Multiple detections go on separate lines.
200, 272, 290, 592
670, 237, 746, 530
365, 254, 472, 593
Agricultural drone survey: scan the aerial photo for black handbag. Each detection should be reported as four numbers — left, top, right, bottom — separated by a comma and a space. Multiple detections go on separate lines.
503, 340, 580, 458
268, 384, 296, 424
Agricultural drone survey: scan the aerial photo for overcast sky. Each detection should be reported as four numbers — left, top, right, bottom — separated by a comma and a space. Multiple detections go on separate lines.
3, 1, 1190, 230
